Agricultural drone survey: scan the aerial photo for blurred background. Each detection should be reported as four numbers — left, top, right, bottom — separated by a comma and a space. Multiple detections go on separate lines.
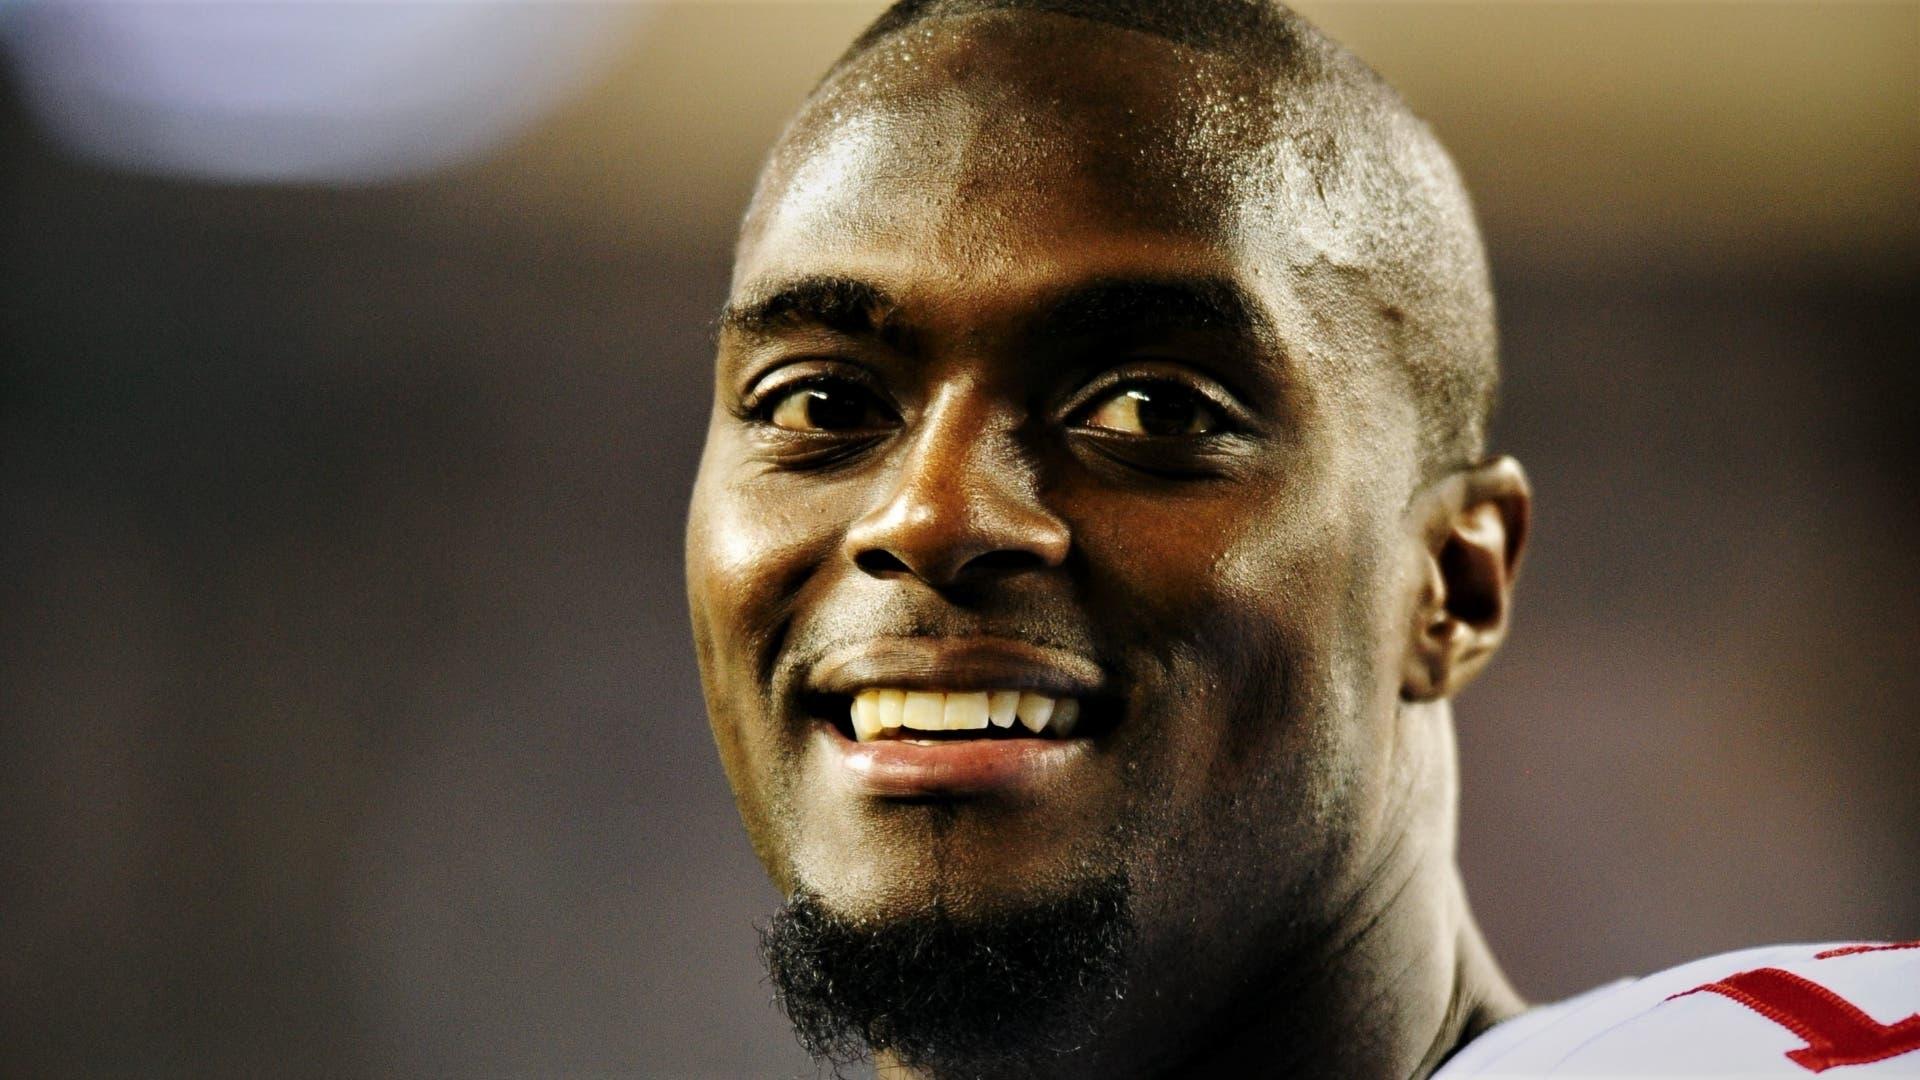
0, 2, 1913, 1076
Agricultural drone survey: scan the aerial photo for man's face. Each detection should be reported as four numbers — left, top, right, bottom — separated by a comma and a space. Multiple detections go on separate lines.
688, 15, 1430, 996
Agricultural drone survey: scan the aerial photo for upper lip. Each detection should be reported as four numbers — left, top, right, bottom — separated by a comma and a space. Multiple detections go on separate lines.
808, 636, 1108, 698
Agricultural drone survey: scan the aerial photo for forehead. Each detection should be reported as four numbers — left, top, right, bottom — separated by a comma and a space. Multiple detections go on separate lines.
738, 13, 1302, 296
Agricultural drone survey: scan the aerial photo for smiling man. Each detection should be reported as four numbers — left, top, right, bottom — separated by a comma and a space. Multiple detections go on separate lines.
687, 1, 1522, 1076
686, 3, 1910, 1079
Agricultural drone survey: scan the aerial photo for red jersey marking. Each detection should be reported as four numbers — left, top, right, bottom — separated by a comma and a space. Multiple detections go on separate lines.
1815, 941, 1920, 961
1670, 967, 1920, 1073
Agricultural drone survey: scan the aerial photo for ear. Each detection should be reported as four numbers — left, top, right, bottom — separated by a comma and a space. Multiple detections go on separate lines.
1402, 456, 1531, 701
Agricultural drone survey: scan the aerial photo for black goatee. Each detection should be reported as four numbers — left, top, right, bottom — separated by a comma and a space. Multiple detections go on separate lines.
760, 877, 1134, 1079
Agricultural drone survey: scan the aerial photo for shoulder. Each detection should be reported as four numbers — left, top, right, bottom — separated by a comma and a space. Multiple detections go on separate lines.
1436, 940, 1920, 1079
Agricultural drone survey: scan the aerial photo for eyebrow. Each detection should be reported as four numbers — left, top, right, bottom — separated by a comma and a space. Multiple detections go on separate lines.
720, 275, 899, 338
1029, 276, 1277, 346
719, 272, 1277, 354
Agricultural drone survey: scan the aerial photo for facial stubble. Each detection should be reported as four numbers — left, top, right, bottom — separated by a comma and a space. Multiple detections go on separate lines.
761, 872, 1135, 1079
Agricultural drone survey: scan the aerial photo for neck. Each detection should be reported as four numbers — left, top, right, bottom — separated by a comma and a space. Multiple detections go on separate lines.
1146, 699, 1520, 1079
1194, 873, 1521, 1079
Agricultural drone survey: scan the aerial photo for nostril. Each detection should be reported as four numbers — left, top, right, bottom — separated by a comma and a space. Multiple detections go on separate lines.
851, 546, 1048, 584
854, 549, 914, 577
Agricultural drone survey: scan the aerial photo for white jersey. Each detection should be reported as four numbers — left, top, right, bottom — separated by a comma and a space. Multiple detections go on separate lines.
1436, 941, 1920, 1079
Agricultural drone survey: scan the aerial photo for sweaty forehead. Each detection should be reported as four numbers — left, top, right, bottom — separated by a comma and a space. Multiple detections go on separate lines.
740, 11, 1310, 272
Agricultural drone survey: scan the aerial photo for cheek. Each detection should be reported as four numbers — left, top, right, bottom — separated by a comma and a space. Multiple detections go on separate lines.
1070, 482, 1358, 700
1071, 479, 1396, 827
1069, 487, 1341, 803
687, 460, 849, 880
688, 464, 844, 669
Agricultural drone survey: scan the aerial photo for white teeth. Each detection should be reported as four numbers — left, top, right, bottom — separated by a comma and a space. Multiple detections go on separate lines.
902, 691, 944, 730
945, 691, 990, 729
876, 690, 905, 728
851, 694, 882, 741
987, 690, 1020, 728
1015, 692, 1054, 734
845, 689, 1085, 741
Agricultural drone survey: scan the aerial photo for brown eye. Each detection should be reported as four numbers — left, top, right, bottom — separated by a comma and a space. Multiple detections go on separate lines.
1081, 384, 1220, 436
766, 383, 890, 432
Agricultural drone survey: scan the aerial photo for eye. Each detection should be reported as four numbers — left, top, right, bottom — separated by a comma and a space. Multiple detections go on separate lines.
1078, 383, 1223, 436
763, 380, 892, 433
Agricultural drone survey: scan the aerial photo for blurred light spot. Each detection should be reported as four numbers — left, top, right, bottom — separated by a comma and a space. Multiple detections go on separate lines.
1, 2, 654, 184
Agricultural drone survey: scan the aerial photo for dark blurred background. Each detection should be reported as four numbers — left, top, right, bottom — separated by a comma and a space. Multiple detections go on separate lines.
1, 3, 1913, 1077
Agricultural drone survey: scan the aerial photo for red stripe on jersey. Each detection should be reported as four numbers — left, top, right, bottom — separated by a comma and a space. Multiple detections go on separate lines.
1671, 967, 1920, 1073
1814, 941, 1920, 961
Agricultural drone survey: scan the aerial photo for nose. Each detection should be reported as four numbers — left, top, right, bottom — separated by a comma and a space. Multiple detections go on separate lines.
843, 393, 1069, 588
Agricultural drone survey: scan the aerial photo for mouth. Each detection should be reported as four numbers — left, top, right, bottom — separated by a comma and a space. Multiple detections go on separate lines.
809, 688, 1097, 742
801, 637, 1118, 796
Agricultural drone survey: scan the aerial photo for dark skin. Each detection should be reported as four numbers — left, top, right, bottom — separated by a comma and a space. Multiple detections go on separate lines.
687, 12, 1531, 1078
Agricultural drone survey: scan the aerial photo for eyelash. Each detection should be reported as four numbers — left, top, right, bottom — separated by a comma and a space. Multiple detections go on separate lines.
737, 368, 889, 423
734, 363, 1249, 435
1063, 372, 1246, 435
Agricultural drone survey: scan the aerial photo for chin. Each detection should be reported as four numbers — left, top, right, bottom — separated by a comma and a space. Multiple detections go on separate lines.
760, 876, 1137, 1076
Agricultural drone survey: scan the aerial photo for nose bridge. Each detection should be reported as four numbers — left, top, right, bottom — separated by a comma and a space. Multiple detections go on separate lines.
845, 385, 1067, 584
916, 385, 1019, 506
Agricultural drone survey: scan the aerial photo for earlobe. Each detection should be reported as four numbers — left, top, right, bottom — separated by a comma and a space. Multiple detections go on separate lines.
1401, 456, 1531, 701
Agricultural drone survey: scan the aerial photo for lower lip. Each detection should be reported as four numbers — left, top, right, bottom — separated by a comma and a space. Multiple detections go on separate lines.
821, 725, 1090, 797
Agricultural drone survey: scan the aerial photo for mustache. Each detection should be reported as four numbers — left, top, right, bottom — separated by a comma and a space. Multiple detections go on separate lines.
773, 589, 1100, 687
